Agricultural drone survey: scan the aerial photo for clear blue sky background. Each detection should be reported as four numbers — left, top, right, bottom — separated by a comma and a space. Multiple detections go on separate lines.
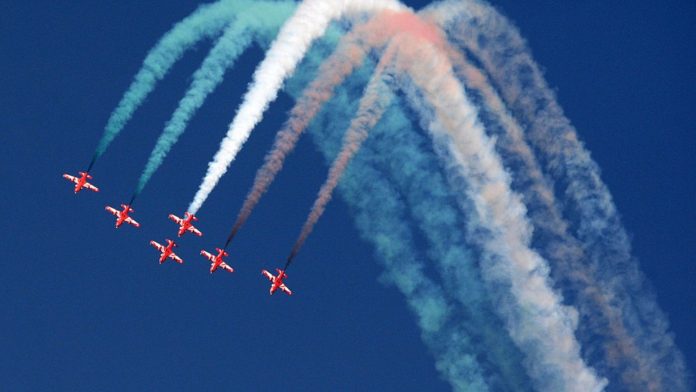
1, 1, 694, 390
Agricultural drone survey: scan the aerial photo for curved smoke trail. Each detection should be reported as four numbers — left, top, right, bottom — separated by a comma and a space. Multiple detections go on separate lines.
286, 46, 395, 264
89, 0, 237, 170
97, 2, 688, 390
187, 0, 406, 214
134, 1, 296, 196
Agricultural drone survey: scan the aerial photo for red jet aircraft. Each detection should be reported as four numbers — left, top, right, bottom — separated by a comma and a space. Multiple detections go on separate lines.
150, 239, 184, 264
168, 212, 202, 237
105, 204, 140, 228
261, 268, 293, 296
62, 171, 99, 193
200, 248, 233, 273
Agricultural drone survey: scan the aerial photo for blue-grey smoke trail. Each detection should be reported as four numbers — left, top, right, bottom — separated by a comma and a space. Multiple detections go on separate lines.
90, 0, 237, 169
319, 68, 533, 391
289, 40, 490, 391
440, 0, 689, 390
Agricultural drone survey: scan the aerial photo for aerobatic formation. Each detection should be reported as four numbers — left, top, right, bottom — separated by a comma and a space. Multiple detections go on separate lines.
62, 0, 689, 391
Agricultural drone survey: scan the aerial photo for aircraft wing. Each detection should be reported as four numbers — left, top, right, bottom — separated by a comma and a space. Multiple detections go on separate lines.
63, 174, 78, 183
200, 251, 214, 262
187, 226, 203, 236
279, 284, 293, 296
261, 269, 275, 282
105, 206, 120, 216
169, 253, 184, 264
83, 182, 99, 192
150, 241, 164, 252
168, 214, 182, 224
220, 262, 234, 273
125, 217, 140, 228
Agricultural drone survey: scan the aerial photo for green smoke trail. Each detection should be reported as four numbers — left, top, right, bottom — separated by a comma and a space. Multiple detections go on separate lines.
134, 22, 251, 194
135, 1, 296, 195
90, 0, 237, 169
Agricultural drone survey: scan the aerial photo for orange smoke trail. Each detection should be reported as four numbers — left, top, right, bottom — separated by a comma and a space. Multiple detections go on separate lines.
224, 28, 370, 247
286, 44, 399, 264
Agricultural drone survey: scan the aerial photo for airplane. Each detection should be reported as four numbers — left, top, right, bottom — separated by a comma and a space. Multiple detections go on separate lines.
150, 239, 184, 264
105, 204, 140, 228
168, 212, 203, 237
62, 171, 99, 193
261, 268, 293, 296
200, 248, 233, 273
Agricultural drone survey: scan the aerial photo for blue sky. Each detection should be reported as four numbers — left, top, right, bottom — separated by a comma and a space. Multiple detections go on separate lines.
1, 1, 694, 390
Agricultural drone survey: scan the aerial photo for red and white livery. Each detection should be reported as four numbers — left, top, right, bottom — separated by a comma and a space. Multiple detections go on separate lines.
150, 239, 184, 264
168, 212, 202, 237
105, 204, 140, 228
261, 268, 292, 296
200, 248, 233, 273
63, 171, 99, 194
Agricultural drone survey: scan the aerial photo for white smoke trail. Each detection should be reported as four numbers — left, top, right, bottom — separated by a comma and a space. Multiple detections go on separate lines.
188, 0, 406, 214
387, 36, 607, 391
135, 1, 296, 195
